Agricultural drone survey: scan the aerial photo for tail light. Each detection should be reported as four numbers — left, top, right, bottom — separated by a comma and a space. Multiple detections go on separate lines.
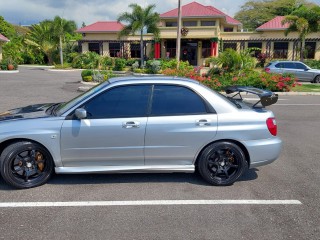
266, 118, 277, 136
265, 67, 270, 73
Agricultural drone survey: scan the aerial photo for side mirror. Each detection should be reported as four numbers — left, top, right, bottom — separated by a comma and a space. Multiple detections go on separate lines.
75, 108, 87, 119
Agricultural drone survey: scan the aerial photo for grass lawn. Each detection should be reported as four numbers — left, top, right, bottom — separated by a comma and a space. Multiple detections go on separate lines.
291, 84, 320, 92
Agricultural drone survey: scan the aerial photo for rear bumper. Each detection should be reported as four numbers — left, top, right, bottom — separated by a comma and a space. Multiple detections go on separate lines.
242, 137, 282, 168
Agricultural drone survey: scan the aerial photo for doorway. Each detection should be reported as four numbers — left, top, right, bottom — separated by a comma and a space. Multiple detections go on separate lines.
181, 40, 198, 66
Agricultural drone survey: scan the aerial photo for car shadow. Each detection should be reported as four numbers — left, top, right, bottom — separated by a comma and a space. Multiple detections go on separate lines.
0, 169, 258, 190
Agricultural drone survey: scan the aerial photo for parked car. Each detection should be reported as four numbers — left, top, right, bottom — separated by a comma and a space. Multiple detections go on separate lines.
265, 60, 320, 83
0, 77, 282, 189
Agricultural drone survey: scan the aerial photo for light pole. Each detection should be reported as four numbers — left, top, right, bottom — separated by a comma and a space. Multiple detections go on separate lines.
176, 0, 182, 69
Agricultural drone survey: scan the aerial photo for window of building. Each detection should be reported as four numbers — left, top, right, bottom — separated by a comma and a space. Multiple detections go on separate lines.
273, 42, 288, 59
88, 42, 100, 54
201, 21, 216, 26
130, 44, 141, 58
183, 21, 197, 27
166, 22, 177, 27
151, 85, 207, 116
305, 42, 316, 59
165, 40, 176, 58
109, 43, 121, 57
224, 27, 234, 32
248, 42, 262, 57
83, 85, 151, 119
223, 43, 237, 51
202, 40, 211, 58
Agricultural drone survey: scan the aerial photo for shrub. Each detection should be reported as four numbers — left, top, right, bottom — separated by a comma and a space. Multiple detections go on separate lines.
146, 60, 161, 74
81, 69, 115, 82
72, 52, 101, 69
304, 60, 320, 69
82, 76, 93, 82
54, 63, 72, 69
133, 68, 145, 73
126, 58, 137, 66
131, 61, 140, 71
101, 56, 113, 70
114, 58, 126, 71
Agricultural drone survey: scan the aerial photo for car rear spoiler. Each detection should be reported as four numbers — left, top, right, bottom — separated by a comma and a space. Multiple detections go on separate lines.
225, 86, 278, 107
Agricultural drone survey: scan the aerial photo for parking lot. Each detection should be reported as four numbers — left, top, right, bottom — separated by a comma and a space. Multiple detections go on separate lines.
0, 66, 319, 240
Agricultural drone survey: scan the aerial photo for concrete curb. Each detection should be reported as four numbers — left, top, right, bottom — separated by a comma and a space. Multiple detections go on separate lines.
0, 70, 19, 73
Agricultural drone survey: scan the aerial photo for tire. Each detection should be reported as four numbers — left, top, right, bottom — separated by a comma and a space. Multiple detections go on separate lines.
314, 75, 320, 83
0, 141, 54, 189
197, 142, 248, 186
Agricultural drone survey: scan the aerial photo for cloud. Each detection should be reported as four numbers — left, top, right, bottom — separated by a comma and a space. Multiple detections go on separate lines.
0, 0, 246, 27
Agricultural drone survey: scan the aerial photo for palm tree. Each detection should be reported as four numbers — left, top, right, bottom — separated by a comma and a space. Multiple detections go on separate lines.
52, 16, 77, 66
282, 5, 320, 61
25, 21, 56, 65
117, 4, 160, 67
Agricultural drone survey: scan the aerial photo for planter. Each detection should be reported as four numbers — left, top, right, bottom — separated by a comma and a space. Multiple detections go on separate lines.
7, 64, 15, 70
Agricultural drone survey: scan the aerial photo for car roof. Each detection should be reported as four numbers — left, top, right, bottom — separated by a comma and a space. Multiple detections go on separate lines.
108, 76, 200, 85
270, 60, 304, 64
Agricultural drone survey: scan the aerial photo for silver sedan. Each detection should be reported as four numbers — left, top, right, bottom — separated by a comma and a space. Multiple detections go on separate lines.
0, 77, 282, 188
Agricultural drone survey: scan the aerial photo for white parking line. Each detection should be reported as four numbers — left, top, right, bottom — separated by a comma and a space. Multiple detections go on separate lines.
0, 200, 302, 208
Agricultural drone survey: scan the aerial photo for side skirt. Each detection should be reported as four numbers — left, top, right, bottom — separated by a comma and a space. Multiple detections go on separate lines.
55, 165, 195, 174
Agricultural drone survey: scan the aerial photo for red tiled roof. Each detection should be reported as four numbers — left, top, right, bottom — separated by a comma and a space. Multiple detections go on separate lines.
77, 21, 124, 33
206, 6, 241, 25
256, 16, 290, 31
160, 1, 241, 25
0, 33, 9, 42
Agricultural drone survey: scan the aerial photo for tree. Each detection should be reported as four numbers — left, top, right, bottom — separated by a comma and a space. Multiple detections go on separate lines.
0, 16, 16, 39
117, 4, 160, 67
25, 21, 57, 65
52, 16, 77, 66
282, 5, 320, 61
234, 0, 315, 30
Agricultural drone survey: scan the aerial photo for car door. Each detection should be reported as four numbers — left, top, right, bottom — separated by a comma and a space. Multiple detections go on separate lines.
60, 84, 151, 167
145, 84, 218, 166
294, 62, 312, 82
282, 62, 297, 76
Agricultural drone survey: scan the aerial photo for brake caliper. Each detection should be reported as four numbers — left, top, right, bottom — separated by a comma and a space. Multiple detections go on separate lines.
35, 152, 44, 172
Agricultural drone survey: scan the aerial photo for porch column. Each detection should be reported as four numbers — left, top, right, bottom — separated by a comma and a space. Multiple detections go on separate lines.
154, 42, 161, 59
210, 38, 218, 57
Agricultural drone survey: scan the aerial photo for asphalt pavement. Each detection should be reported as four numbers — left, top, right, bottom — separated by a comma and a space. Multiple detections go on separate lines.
0, 66, 319, 240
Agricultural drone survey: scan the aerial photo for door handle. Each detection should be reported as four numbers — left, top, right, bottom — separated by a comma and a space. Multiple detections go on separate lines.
196, 119, 211, 126
122, 121, 140, 129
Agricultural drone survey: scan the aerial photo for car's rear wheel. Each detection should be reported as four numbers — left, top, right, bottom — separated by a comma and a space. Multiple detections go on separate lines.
0, 141, 54, 189
314, 75, 320, 83
198, 142, 248, 186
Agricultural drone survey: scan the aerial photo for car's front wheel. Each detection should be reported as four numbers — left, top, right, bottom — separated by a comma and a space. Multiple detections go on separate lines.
314, 75, 320, 83
0, 141, 54, 189
198, 142, 248, 186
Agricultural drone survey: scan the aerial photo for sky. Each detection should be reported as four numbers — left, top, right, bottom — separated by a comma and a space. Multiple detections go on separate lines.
1, 0, 319, 28
0, 0, 247, 27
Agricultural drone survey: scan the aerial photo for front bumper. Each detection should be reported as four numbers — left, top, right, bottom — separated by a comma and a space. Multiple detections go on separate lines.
242, 137, 282, 168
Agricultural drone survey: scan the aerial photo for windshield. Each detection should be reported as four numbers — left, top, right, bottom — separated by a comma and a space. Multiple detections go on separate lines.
55, 81, 110, 116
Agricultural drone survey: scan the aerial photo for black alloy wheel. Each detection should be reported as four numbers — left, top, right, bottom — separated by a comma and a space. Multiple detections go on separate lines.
314, 75, 320, 83
0, 141, 54, 189
198, 142, 248, 186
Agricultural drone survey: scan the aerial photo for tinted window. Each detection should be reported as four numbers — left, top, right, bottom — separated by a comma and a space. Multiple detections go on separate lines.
151, 85, 207, 116
275, 63, 284, 68
83, 85, 151, 119
283, 62, 295, 69
295, 63, 307, 70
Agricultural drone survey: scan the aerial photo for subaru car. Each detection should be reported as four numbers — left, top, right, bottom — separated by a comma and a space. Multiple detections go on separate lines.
0, 77, 282, 189
265, 60, 320, 83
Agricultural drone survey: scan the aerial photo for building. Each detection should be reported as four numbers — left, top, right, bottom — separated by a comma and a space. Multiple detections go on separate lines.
77, 1, 320, 66
0, 33, 9, 61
